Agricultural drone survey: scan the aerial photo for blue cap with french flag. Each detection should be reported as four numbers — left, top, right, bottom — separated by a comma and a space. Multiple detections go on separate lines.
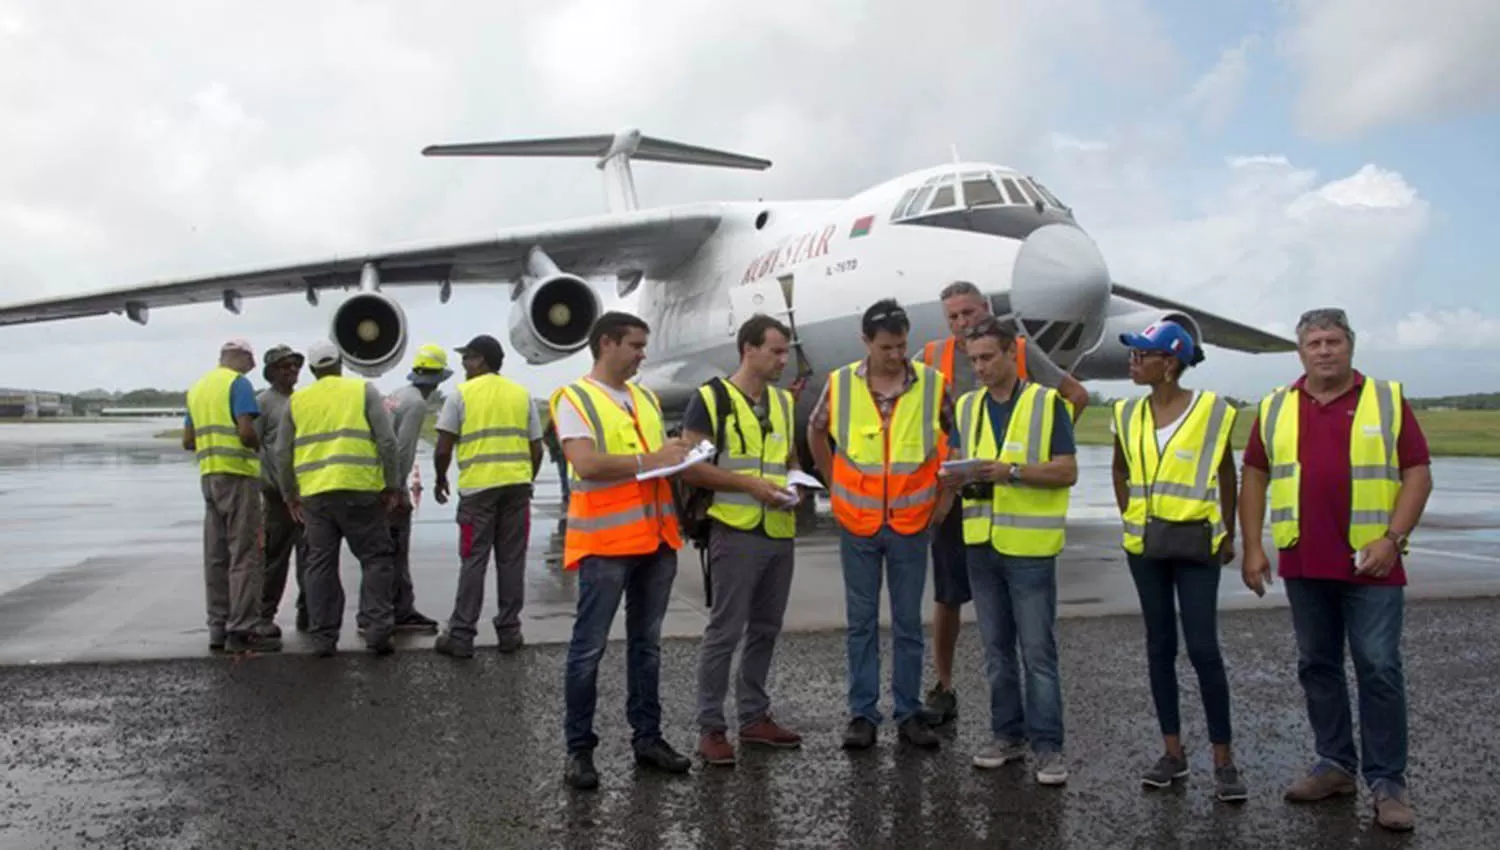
1120, 320, 1201, 366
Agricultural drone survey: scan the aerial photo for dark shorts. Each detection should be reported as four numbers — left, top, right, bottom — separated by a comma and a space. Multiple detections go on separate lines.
931, 502, 971, 606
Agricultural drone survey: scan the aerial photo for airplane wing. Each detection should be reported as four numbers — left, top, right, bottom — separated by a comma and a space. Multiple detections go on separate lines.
0, 204, 725, 328
1110, 282, 1296, 353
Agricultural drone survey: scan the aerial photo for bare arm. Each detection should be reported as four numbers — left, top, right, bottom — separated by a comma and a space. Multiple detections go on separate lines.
1111, 436, 1129, 513
365, 385, 401, 491
1218, 446, 1238, 544
530, 440, 543, 479
434, 430, 456, 487
1390, 465, 1433, 537
1012, 454, 1077, 489
562, 436, 683, 482
1238, 465, 1269, 554
182, 423, 195, 452
1058, 374, 1090, 422
236, 414, 260, 450
809, 420, 834, 485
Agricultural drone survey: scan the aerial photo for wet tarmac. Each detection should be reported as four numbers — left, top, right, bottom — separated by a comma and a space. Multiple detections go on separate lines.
2, 419, 1500, 848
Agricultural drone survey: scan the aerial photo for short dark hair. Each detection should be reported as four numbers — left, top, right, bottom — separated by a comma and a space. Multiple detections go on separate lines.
861, 298, 909, 340
588, 311, 650, 359
940, 280, 983, 301
964, 316, 1017, 350
737, 314, 791, 357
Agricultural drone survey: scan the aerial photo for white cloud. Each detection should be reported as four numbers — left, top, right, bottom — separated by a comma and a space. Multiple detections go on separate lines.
1186, 36, 1255, 130
1281, 0, 1500, 137
1395, 308, 1500, 350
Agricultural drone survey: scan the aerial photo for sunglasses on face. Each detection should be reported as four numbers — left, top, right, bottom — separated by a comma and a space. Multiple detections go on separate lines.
1129, 350, 1169, 362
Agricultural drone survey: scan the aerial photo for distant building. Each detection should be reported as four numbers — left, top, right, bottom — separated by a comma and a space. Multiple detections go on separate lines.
0, 388, 68, 419
97, 407, 187, 418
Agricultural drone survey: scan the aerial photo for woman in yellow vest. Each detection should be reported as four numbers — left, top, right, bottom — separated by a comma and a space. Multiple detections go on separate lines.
1109, 320, 1246, 802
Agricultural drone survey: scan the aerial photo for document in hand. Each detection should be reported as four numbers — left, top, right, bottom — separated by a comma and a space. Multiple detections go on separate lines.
786, 470, 825, 490
939, 458, 990, 479
635, 440, 716, 481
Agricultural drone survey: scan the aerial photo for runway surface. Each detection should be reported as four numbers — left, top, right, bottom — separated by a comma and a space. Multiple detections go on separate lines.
2, 418, 1499, 848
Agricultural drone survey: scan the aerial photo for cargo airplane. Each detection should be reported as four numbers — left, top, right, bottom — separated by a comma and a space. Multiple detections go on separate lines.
0, 128, 1293, 440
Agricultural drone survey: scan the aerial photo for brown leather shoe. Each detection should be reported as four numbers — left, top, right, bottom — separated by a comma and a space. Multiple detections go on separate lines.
698, 730, 736, 766
1374, 787, 1416, 831
1283, 764, 1357, 802
739, 717, 803, 749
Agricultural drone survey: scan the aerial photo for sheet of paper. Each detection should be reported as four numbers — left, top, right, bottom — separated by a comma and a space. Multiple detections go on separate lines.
940, 458, 991, 478
786, 470, 825, 490
635, 440, 716, 481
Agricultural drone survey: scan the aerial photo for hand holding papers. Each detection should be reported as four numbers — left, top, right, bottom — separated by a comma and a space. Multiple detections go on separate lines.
786, 470, 824, 490
939, 458, 991, 482
636, 439, 715, 481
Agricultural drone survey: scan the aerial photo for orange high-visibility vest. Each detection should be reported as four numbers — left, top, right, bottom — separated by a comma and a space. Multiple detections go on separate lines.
551, 378, 682, 569
919, 335, 1030, 463
827, 360, 944, 537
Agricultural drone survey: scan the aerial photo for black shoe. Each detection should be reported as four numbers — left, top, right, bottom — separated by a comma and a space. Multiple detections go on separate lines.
209, 627, 227, 652
311, 639, 337, 658
224, 632, 282, 654
634, 739, 692, 774
366, 632, 394, 655
922, 685, 958, 726
842, 717, 877, 750
396, 612, 439, 633
565, 751, 599, 790
295, 609, 310, 633
496, 630, 525, 654
898, 716, 940, 749
434, 633, 475, 658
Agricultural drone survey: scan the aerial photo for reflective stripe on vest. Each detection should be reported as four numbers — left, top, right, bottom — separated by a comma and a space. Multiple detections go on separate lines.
955, 383, 1070, 556
1261, 379, 1402, 552
290, 376, 382, 497
455, 373, 534, 491
1115, 392, 1236, 556
701, 382, 796, 539
186, 366, 260, 479
828, 361, 942, 537
552, 378, 682, 569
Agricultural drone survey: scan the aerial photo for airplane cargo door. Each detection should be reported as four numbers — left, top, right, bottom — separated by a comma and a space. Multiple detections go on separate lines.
730, 275, 793, 329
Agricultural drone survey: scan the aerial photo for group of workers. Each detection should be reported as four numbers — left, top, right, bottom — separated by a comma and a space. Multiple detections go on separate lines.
183, 281, 1431, 835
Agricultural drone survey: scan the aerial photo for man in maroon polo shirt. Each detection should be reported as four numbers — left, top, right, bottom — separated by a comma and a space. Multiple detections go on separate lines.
1239, 308, 1433, 833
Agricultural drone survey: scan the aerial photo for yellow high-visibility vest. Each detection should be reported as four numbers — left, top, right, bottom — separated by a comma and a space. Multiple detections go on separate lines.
290, 375, 383, 497
186, 366, 260, 479
1260, 379, 1403, 551
455, 373, 534, 491
1114, 392, 1236, 556
698, 381, 796, 539
954, 382, 1070, 557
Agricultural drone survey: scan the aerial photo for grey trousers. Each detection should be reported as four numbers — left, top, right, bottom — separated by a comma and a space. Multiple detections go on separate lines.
447, 484, 532, 643
695, 522, 796, 732
202, 473, 264, 635
261, 487, 308, 621
302, 491, 397, 644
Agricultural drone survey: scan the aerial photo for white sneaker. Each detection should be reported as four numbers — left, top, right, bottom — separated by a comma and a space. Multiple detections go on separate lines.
972, 739, 1028, 769
1035, 751, 1069, 785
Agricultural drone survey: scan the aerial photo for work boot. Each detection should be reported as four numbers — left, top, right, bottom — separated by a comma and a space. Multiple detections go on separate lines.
1142, 753, 1190, 788
496, 629, 525, 654
634, 739, 691, 774
1373, 782, 1416, 831
395, 612, 439, 633
255, 621, 282, 639
922, 685, 958, 726
739, 716, 803, 749
310, 638, 337, 658
366, 632, 394, 656
434, 633, 475, 658
1283, 763, 1357, 802
209, 627, 227, 652
842, 717, 877, 750
898, 716, 940, 749
565, 751, 599, 790
224, 631, 282, 654
698, 731, 736, 766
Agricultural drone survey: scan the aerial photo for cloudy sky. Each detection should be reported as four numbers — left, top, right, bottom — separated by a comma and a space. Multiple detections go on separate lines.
0, 0, 1497, 399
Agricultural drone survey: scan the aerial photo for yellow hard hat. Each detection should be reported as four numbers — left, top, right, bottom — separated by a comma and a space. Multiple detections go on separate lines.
411, 343, 448, 371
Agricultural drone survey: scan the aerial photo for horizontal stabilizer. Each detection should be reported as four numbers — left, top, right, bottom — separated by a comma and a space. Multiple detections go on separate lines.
422, 130, 771, 170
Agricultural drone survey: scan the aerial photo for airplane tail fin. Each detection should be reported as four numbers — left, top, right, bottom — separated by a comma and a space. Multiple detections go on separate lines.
421, 128, 772, 214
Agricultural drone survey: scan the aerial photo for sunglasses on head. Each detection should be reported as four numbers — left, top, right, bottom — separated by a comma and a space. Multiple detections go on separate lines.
867, 308, 906, 323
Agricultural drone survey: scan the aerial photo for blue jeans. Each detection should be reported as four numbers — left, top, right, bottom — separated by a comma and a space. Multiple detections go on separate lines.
1127, 554, 1233, 744
1285, 578, 1406, 791
840, 526, 928, 724
563, 545, 678, 754
966, 546, 1064, 752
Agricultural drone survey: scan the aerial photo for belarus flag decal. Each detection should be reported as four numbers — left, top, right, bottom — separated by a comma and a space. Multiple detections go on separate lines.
849, 215, 874, 238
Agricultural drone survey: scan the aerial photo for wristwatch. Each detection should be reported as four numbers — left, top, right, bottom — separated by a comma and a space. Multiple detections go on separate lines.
1008, 464, 1022, 483
1384, 529, 1409, 549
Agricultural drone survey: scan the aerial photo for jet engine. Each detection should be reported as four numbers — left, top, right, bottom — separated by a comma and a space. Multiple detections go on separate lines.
331, 291, 409, 378
1071, 309, 1202, 381
508, 248, 602, 364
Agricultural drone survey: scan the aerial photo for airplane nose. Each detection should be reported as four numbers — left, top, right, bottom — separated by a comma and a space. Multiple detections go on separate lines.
1010, 223, 1111, 328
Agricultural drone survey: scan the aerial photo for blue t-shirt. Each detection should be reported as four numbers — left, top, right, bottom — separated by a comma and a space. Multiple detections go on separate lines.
184, 375, 260, 427
947, 382, 1076, 458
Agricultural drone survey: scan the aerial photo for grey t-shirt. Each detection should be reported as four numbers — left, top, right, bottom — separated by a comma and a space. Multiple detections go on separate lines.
386, 385, 428, 491
434, 378, 543, 496
256, 387, 292, 492
274, 379, 401, 498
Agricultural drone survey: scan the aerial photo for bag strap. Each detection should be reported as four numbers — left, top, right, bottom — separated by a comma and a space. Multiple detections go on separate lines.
707, 377, 734, 463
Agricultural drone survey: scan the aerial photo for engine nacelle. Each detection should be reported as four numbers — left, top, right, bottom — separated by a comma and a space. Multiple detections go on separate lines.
508, 273, 602, 365
1071, 309, 1202, 381
331, 291, 408, 378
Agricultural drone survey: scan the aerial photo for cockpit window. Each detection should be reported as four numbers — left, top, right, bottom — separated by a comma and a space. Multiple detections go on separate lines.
890, 170, 1067, 221
891, 188, 917, 219
963, 175, 1004, 206
929, 183, 956, 210
1028, 177, 1066, 209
